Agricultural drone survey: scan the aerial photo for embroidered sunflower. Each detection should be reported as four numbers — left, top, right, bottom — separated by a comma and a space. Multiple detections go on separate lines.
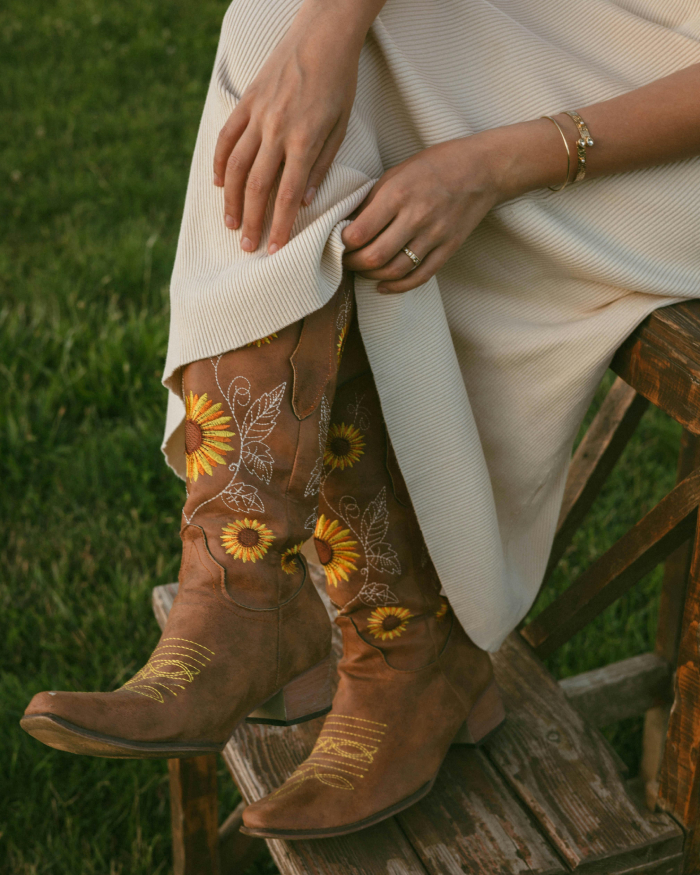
314, 515, 360, 586
281, 541, 304, 574
323, 423, 365, 471
336, 324, 349, 363
247, 333, 278, 348
221, 518, 274, 563
435, 597, 449, 620
185, 392, 235, 481
366, 606, 413, 641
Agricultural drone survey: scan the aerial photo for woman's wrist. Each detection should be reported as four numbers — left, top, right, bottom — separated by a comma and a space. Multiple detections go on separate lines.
293, 0, 385, 54
474, 119, 577, 203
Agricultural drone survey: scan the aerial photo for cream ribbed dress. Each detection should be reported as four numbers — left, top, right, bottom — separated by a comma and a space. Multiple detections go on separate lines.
162, 0, 700, 652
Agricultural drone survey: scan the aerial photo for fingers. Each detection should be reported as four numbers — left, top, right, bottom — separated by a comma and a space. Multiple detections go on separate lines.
340, 192, 397, 256
301, 118, 346, 206
267, 153, 315, 254
342, 218, 414, 275
377, 243, 454, 294
223, 131, 261, 231
239, 146, 285, 251
214, 107, 250, 187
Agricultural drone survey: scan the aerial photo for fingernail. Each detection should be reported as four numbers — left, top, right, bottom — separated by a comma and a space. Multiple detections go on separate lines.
377, 285, 389, 294
225, 214, 236, 229
213, 173, 223, 186
304, 186, 316, 205
241, 236, 253, 251
268, 243, 279, 255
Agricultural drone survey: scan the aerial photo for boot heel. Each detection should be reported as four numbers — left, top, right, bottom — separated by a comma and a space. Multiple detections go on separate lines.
451, 679, 505, 746
246, 658, 332, 727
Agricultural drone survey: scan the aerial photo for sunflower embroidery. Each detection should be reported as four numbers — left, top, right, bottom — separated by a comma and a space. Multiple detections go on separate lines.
247, 333, 278, 348
314, 515, 360, 586
221, 518, 274, 563
336, 324, 348, 363
366, 606, 413, 641
281, 541, 304, 575
185, 392, 235, 481
435, 597, 449, 620
323, 423, 365, 471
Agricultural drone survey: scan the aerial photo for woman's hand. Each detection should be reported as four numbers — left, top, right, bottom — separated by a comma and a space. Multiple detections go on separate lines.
213, 2, 372, 255
341, 120, 567, 293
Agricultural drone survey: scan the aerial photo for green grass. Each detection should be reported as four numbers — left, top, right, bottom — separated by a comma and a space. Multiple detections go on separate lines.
0, 0, 683, 870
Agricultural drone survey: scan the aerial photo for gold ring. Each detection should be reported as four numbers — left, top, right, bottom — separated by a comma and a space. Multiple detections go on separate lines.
402, 247, 422, 270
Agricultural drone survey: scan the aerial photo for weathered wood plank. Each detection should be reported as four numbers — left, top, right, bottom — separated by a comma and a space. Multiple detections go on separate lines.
154, 582, 429, 875
559, 653, 673, 727
521, 468, 700, 658
398, 747, 566, 875
641, 432, 700, 812
544, 379, 647, 582
659, 514, 700, 874
611, 301, 700, 437
486, 633, 683, 873
168, 754, 220, 875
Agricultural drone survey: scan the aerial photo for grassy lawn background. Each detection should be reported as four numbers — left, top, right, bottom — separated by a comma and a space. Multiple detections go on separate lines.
0, 0, 682, 872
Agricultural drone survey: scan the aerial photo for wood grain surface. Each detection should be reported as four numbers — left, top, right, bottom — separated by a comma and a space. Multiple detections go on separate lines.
543, 377, 648, 584
559, 652, 672, 727
612, 300, 700, 436
491, 633, 683, 873
659, 516, 700, 874
521, 468, 700, 658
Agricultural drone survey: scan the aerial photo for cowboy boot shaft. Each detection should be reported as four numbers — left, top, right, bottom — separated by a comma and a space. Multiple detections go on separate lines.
21, 280, 355, 757
314, 318, 448, 670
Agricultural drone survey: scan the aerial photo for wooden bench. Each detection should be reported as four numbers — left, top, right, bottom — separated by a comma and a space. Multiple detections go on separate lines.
154, 299, 700, 875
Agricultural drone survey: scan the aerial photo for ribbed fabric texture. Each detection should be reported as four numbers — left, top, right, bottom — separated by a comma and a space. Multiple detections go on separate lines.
163, 0, 700, 652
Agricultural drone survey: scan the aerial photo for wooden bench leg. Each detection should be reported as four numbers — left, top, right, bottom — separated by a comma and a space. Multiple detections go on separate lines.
169, 755, 220, 875
642, 431, 700, 811
658, 508, 700, 873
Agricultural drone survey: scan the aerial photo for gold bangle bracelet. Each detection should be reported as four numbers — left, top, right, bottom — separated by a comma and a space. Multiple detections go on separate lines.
540, 115, 571, 192
564, 109, 594, 182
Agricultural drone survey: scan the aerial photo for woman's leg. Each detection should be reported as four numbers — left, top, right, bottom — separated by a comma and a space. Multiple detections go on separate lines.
20, 280, 353, 758
242, 314, 505, 839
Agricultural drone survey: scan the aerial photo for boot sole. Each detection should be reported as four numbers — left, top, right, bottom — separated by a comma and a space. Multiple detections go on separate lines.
20, 657, 333, 759
19, 713, 226, 759
241, 687, 507, 840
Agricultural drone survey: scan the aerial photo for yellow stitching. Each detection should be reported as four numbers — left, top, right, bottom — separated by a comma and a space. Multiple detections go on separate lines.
120, 637, 214, 703
162, 637, 215, 654
325, 720, 385, 735
314, 737, 378, 762
309, 756, 368, 772
320, 728, 384, 742
305, 762, 365, 780
327, 714, 387, 727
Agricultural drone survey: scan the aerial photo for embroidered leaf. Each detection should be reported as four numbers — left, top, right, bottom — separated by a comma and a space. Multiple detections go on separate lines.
304, 510, 318, 531
222, 482, 265, 513
357, 582, 399, 607
361, 488, 390, 548
241, 382, 286, 444
304, 457, 324, 497
304, 395, 331, 497
367, 546, 401, 576
242, 441, 274, 484
361, 488, 401, 575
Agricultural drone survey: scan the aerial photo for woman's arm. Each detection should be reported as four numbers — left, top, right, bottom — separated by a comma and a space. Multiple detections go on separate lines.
213, 0, 386, 255
342, 62, 700, 294
499, 61, 700, 199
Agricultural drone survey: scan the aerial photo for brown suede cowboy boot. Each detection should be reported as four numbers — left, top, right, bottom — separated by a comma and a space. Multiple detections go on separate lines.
20, 279, 355, 759
242, 317, 505, 838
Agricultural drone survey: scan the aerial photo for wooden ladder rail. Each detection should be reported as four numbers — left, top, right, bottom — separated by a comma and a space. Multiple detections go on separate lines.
521, 300, 700, 874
